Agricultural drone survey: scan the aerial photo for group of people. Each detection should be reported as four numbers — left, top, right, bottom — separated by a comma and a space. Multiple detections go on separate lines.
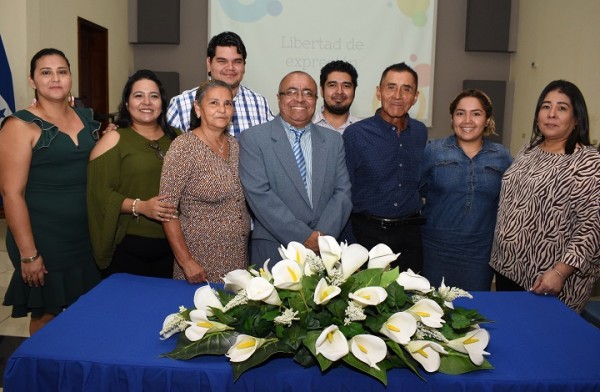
1, 32, 599, 335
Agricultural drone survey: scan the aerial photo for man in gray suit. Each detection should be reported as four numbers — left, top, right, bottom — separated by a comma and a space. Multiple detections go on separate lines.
239, 71, 352, 265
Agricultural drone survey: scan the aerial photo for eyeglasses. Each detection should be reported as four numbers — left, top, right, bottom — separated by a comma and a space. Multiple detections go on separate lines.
148, 140, 165, 160
278, 88, 317, 100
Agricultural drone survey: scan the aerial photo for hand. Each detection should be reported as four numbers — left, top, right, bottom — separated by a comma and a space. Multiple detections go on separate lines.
181, 260, 207, 285
303, 231, 321, 254
530, 269, 565, 296
102, 122, 118, 136
138, 195, 178, 222
21, 256, 48, 287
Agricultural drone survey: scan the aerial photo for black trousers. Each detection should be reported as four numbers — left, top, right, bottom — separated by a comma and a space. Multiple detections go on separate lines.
351, 214, 423, 273
103, 235, 174, 279
494, 272, 526, 291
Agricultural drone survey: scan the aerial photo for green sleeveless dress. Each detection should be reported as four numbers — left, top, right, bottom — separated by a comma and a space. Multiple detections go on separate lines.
2, 108, 102, 318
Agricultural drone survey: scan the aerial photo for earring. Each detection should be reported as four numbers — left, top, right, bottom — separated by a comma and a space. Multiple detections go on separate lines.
68, 92, 75, 107
196, 111, 201, 118
31, 98, 37, 107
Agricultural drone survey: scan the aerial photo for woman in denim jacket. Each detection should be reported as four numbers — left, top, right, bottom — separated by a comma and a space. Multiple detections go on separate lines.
420, 89, 512, 290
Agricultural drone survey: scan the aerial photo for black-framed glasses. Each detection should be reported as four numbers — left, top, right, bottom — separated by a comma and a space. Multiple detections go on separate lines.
278, 88, 317, 100
148, 140, 165, 160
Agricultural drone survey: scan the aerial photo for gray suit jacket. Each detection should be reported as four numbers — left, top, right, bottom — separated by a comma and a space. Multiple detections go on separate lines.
239, 115, 352, 265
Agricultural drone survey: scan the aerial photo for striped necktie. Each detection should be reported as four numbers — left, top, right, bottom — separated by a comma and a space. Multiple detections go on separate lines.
290, 127, 307, 189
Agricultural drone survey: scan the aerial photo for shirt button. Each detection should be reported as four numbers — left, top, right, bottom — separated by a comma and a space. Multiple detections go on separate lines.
399, 144, 403, 147
394, 203, 398, 207
398, 183, 402, 187
399, 163, 403, 167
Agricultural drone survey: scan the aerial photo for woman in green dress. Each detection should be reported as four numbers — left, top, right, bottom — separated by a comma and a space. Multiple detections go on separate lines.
0, 48, 102, 335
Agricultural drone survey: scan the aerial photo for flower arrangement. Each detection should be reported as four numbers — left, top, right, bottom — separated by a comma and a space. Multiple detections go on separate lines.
160, 236, 493, 385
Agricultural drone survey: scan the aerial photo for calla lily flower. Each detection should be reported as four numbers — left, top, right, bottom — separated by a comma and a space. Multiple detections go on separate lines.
349, 286, 388, 307
272, 259, 303, 291
246, 277, 282, 305
226, 334, 266, 362
223, 269, 253, 293
397, 269, 432, 293
367, 243, 400, 269
406, 340, 448, 372
315, 325, 349, 361
447, 328, 490, 366
278, 241, 308, 265
340, 243, 369, 280
408, 298, 445, 328
379, 311, 418, 344
318, 235, 342, 274
193, 285, 224, 316
349, 334, 387, 370
314, 278, 341, 305
184, 309, 231, 341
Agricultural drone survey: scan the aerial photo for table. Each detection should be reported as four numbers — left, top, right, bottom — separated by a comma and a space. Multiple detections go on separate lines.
4, 274, 600, 391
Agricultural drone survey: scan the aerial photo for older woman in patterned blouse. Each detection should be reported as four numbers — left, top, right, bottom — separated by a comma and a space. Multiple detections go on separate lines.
160, 80, 251, 284
490, 80, 600, 313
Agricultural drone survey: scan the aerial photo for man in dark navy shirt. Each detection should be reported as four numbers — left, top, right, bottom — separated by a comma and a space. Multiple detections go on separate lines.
343, 62, 427, 273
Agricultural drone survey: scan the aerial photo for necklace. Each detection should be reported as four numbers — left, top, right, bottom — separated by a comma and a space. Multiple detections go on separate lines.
200, 129, 226, 154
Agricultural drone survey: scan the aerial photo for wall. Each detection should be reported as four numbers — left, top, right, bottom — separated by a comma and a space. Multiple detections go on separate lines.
0, 0, 131, 111
510, 0, 600, 152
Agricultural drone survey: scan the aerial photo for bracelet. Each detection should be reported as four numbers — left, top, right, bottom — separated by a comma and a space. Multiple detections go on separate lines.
132, 198, 140, 217
21, 251, 40, 263
552, 268, 566, 279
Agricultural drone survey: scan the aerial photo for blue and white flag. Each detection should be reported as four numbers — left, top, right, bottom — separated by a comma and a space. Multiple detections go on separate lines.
0, 34, 16, 123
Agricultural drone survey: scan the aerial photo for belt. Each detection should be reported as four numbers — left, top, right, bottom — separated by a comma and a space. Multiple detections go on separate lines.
353, 212, 425, 229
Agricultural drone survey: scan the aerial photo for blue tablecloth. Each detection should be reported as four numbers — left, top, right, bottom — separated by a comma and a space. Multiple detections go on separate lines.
4, 274, 600, 391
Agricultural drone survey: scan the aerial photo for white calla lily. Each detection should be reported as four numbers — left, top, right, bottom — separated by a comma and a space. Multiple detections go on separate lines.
379, 311, 417, 344
408, 298, 445, 328
272, 259, 303, 291
315, 325, 349, 361
447, 328, 490, 366
184, 309, 231, 341
340, 243, 369, 280
349, 334, 387, 370
397, 269, 432, 293
318, 235, 342, 274
246, 277, 282, 305
406, 340, 448, 372
223, 269, 253, 293
226, 334, 266, 362
193, 285, 224, 316
314, 278, 341, 305
278, 241, 308, 265
349, 286, 388, 307
367, 243, 400, 269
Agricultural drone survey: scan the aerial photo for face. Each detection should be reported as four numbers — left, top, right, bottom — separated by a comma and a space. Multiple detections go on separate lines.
277, 73, 318, 128
321, 71, 355, 115
127, 79, 162, 126
28, 54, 72, 102
536, 90, 577, 144
452, 97, 488, 144
195, 86, 234, 131
376, 70, 419, 124
206, 46, 245, 89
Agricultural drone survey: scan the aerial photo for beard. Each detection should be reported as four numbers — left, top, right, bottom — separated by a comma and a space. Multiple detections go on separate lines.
324, 100, 351, 115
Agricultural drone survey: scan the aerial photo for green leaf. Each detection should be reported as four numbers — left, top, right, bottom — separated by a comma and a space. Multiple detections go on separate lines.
438, 350, 494, 375
350, 268, 383, 291
231, 339, 295, 380
385, 281, 409, 309
325, 297, 347, 320
293, 344, 319, 367
210, 307, 237, 325
161, 330, 239, 360
339, 321, 366, 339
380, 267, 400, 288
385, 340, 425, 380
342, 352, 388, 386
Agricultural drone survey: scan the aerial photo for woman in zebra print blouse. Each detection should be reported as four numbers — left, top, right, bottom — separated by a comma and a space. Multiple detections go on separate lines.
490, 80, 600, 313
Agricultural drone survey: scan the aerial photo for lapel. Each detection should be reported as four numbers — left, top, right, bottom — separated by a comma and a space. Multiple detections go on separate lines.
271, 118, 312, 207
310, 124, 327, 210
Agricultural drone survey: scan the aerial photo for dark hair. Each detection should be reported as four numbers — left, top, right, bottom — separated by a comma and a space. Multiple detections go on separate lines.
188, 79, 233, 130
116, 69, 177, 140
207, 31, 247, 62
30, 48, 70, 78
449, 89, 496, 136
529, 80, 590, 154
379, 62, 418, 89
319, 60, 358, 89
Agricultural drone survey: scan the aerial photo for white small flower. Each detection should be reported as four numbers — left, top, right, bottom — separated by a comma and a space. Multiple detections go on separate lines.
344, 301, 366, 325
246, 277, 282, 305
226, 334, 266, 362
159, 312, 188, 340
379, 311, 417, 344
304, 252, 325, 276
437, 278, 473, 308
222, 289, 249, 312
315, 325, 349, 361
274, 308, 300, 327
406, 340, 448, 372
314, 278, 341, 305
349, 334, 387, 370
367, 243, 400, 269
348, 286, 388, 307
414, 324, 449, 343
272, 259, 303, 291
447, 328, 490, 366
397, 269, 432, 293
408, 298, 445, 328
193, 285, 224, 316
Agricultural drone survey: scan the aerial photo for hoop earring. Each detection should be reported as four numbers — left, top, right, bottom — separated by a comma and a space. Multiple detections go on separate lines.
68, 92, 75, 107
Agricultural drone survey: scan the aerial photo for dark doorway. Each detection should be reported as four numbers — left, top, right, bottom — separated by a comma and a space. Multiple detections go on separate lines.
77, 18, 109, 127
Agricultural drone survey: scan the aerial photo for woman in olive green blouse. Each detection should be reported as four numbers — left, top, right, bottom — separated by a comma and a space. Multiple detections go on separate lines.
87, 70, 179, 278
